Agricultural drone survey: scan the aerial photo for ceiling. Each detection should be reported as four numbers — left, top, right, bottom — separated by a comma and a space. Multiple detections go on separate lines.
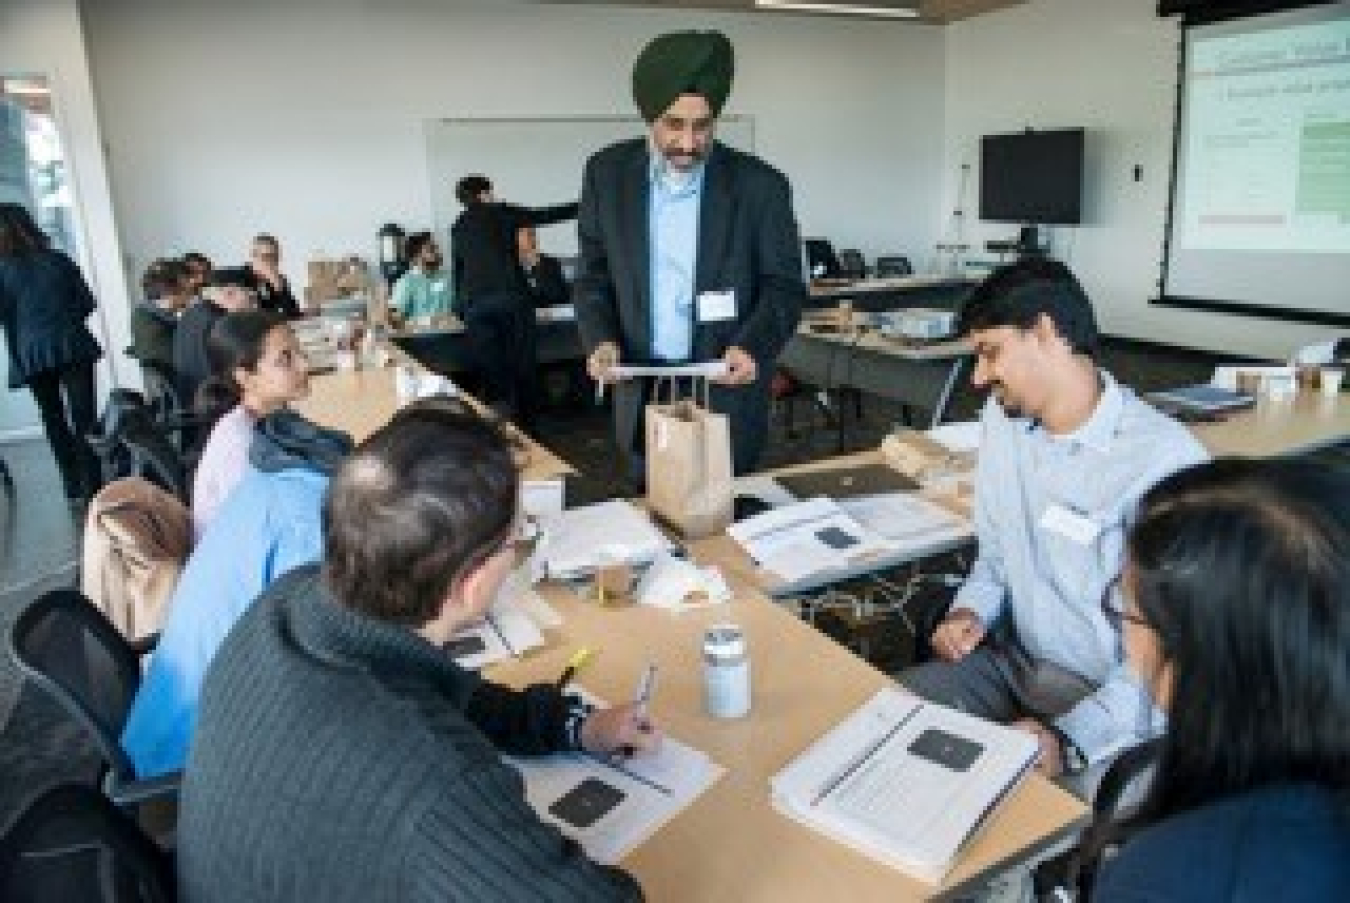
534, 0, 1025, 24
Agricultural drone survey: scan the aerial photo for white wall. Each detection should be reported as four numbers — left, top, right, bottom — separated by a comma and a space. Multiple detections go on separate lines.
81, 0, 947, 298
0, 0, 133, 413
944, 0, 1331, 360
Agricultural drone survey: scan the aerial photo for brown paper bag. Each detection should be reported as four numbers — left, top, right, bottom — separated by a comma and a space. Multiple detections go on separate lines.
645, 384, 733, 540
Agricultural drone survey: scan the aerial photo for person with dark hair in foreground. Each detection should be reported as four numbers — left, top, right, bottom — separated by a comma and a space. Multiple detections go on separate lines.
1092, 457, 1350, 901
0, 202, 103, 502
900, 258, 1208, 787
178, 400, 652, 902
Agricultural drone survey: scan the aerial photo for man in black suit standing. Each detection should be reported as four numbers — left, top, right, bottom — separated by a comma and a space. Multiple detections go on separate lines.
451, 175, 577, 432
575, 30, 805, 477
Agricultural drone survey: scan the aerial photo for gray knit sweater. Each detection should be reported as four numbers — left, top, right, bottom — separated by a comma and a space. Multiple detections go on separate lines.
178, 565, 642, 902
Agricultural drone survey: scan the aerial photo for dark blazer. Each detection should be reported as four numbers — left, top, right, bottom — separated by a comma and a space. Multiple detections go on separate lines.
1095, 784, 1350, 903
0, 249, 103, 390
452, 201, 578, 306
525, 253, 571, 308
574, 139, 805, 474
241, 268, 300, 319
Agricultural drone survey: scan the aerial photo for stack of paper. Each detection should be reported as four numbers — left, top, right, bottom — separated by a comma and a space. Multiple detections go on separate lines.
772, 688, 1038, 885
510, 710, 724, 864
538, 500, 673, 580
839, 493, 966, 547
726, 497, 890, 583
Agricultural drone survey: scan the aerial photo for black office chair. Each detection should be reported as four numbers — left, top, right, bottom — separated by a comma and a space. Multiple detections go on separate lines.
838, 249, 868, 280
874, 255, 913, 278
88, 392, 190, 502
1032, 739, 1161, 901
8, 589, 181, 814
0, 783, 174, 902
803, 237, 843, 279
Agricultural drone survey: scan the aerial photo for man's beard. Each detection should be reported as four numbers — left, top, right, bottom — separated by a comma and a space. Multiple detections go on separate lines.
661, 144, 705, 173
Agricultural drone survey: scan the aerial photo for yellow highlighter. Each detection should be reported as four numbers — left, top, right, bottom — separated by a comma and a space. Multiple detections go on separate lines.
555, 647, 596, 690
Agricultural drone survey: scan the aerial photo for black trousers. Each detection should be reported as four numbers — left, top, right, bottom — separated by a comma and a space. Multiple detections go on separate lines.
462, 291, 538, 431
26, 360, 99, 499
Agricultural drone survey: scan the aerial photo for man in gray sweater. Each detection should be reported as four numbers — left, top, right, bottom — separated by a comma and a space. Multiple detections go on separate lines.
178, 400, 654, 901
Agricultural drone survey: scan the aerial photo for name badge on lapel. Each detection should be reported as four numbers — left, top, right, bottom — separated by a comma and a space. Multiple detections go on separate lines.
696, 289, 736, 323
1039, 503, 1100, 546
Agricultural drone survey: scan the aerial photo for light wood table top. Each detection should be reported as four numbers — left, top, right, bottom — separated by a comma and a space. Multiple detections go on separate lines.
491, 572, 1085, 901
1191, 391, 1350, 458
294, 363, 573, 481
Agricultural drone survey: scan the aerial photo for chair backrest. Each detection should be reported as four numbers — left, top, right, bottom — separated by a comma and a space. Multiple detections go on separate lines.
0, 783, 173, 902
803, 238, 841, 279
838, 249, 867, 280
138, 361, 187, 425
874, 255, 913, 278
89, 392, 189, 502
9, 589, 144, 786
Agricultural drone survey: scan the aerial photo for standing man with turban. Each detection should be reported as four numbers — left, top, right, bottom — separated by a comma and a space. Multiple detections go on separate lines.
576, 30, 805, 477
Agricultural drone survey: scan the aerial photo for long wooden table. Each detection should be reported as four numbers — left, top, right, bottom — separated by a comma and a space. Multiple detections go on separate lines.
292, 356, 1085, 901
293, 363, 573, 481
496, 564, 1085, 901
1191, 390, 1350, 457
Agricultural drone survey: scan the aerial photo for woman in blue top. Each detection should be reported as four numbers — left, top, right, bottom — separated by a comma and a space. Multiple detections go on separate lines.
0, 203, 103, 502
1094, 457, 1350, 902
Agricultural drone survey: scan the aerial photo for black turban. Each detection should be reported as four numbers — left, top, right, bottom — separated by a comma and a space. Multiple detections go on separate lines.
631, 30, 735, 123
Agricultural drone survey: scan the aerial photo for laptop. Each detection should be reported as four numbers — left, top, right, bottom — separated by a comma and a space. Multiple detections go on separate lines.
776, 463, 920, 501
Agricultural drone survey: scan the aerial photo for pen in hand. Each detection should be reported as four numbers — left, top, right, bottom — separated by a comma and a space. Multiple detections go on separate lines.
619, 663, 658, 759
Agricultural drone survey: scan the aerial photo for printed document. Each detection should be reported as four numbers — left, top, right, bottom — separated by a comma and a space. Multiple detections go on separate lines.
772, 688, 1039, 884
539, 500, 673, 579
510, 694, 724, 864
726, 497, 890, 583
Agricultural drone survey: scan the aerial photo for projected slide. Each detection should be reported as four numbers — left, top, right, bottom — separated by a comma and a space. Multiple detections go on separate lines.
1178, 17, 1350, 254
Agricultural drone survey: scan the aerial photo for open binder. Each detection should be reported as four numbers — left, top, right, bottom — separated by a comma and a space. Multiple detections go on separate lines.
771, 688, 1039, 884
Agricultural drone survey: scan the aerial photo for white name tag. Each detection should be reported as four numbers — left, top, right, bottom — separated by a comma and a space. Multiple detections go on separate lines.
696, 289, 736, 322
1040, 503, 1101, 546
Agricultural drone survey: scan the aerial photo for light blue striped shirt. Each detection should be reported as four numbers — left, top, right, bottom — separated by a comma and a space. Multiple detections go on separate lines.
648, 154, 704, 361
956, 371, 1209, 763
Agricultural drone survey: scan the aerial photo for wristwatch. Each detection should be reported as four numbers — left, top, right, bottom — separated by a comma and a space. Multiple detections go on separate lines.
1052, 726, 1088, 775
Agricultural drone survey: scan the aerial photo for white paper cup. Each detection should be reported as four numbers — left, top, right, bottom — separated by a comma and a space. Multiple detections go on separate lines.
1321, 367, 1344, 397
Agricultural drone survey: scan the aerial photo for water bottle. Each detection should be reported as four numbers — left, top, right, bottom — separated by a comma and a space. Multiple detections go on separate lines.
703, 624, 751, 719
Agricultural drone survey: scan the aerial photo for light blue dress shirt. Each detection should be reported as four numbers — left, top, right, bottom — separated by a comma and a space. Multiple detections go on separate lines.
955, 371, 1209, 763
120, 466, 327, 777
647, 154, 704, 361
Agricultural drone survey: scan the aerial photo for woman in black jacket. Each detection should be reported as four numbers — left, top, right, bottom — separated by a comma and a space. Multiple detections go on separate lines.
0, 203, 103, 502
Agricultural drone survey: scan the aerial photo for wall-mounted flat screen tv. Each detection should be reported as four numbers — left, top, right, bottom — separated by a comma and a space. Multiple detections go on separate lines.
979, 128, 1084, 225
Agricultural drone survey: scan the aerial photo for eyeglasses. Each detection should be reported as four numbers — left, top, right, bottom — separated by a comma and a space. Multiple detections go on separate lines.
1100, 576, 1148, 629
501, 518, 540, 566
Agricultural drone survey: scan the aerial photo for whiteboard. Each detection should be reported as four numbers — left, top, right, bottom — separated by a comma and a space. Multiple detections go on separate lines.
425, 116, 755, 257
